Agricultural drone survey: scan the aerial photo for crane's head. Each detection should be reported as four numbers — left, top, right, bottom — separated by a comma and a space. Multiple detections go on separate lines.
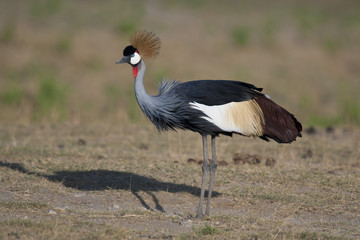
116, 45, 141, 66
116, 31, 161, 77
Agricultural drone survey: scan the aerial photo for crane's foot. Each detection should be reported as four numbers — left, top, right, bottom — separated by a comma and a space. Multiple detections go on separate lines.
196, 210, 204, 219
204, 208, 210, 216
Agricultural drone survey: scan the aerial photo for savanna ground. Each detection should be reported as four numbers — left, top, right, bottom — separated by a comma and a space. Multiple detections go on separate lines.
0, 0, 360, 239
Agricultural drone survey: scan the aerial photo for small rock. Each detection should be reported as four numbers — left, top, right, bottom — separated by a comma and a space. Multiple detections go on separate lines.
327, 168, 343, 175
57, 144, 65, 149
74, 193, 86, 197
113, 204, 120, 209
302, 149, 313, 159
233, 153, 247, 164
265, 157, 276, 167
97, 154, 106, 160
218, 160, 228, 166
233, 153, 262, 165
197, 159, 213, 165
305, 127, 316, 135
252, 155, 262, 164
180, 219, 192, 228
326, 126, 334, 134
307, 207, 316, 212
187, 158, 197, 164
188, 158, 219, 165
77, 138, 86, 146
138, 143, 148, 150
55, 208, 67, 213
48, 210, 56, 215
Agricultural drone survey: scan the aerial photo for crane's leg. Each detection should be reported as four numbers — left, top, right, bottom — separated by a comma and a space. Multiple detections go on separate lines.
205, 135, 217, 216
196, 135, 210, 219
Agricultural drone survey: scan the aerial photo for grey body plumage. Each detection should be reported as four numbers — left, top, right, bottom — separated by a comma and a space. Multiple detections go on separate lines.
134, 60, 224, 136
134, 60, 188, 132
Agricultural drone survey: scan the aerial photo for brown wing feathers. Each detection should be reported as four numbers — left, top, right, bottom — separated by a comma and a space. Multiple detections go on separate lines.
255, 95, 302, 143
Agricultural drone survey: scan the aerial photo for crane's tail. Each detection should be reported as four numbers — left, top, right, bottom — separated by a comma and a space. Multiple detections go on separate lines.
255, 95, 302, 143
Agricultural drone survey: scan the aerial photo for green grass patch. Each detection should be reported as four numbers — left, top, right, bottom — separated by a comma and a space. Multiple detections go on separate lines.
340, 99, 360, 124
151, 69, 171, 85
261, 17, 278, 46
26, 62, 69, 121
126, 88, 141, 122
166, 0, 206, 9
306, 115, 341, 128
197, 224, 217, 235
0, 22, 16, 43
294, 6, 328, 34
86, 58, 102, 71
322, 38, 342, 54
305, 98, 360, 127
234, 68, 250, 82
29, 0, 62, 18
232, 26, 251, 47
115, 18, 138, 35
0, 84, 24, 105
340, 11, 360, 28
104, 83, 121, 110
34, 73, 68, 120
55, 34, 72, 54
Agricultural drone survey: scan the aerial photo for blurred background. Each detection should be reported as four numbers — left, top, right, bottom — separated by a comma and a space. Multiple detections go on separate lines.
0, 0, 359, 127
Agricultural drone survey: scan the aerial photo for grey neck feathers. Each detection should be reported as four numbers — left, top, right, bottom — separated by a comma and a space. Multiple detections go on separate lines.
134, 60, 152, 109
134, 60, 183, 131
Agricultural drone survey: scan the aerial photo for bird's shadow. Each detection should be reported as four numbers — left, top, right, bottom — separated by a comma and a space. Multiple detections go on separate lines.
0, 161, 220, 213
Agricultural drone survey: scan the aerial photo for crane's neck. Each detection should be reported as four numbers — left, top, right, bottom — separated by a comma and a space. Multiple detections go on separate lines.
133, 60, 155, 113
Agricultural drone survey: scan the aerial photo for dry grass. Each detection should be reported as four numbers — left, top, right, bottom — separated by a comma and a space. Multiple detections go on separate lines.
0, 124, 359, 239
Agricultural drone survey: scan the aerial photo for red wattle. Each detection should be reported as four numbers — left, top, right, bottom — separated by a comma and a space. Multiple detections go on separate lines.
132, 66, 138, 78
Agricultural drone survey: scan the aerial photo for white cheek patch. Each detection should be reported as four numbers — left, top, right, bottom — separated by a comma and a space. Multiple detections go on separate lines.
130, 52, 141, 65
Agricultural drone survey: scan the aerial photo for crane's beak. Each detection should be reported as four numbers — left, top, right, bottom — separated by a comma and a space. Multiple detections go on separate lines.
115, 56, 130, 64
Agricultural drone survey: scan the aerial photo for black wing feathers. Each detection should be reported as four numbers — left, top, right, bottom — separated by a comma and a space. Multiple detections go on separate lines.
173, 80, 263, 105
161, 79, 302, 143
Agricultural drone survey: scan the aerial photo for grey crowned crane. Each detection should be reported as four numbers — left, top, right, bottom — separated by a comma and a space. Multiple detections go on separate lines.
116, 30, 302, 218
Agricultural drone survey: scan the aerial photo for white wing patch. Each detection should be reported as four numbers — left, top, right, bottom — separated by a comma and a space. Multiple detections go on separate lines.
190, 100, 265, 136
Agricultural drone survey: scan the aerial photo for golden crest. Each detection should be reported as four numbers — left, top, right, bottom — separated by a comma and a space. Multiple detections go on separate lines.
130, 30, 161, 60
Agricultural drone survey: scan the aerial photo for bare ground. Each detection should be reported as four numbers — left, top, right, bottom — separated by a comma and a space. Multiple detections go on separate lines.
0, 124, 359, 239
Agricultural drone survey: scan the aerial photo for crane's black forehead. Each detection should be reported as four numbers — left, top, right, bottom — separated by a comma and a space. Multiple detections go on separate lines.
123, 45, 137, 56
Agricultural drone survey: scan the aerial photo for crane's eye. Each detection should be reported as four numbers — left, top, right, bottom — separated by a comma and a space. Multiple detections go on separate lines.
130, 52, 141, 65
